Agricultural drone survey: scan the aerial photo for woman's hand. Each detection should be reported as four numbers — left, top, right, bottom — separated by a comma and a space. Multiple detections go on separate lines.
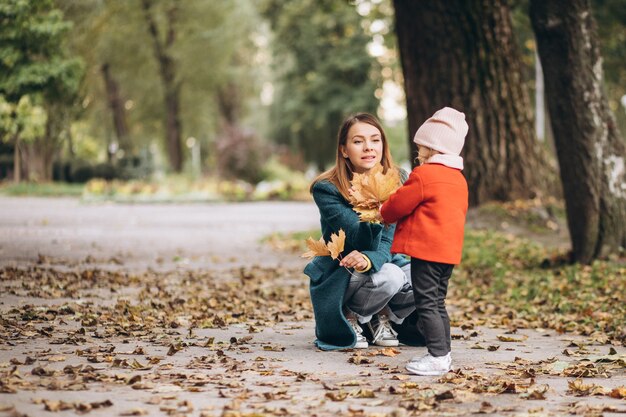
339, 250, 368, 270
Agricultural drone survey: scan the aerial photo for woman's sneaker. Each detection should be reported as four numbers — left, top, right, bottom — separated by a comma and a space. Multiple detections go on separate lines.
406, 352, 451, 376
347, 317, 368, 349
366, 314, 399, 347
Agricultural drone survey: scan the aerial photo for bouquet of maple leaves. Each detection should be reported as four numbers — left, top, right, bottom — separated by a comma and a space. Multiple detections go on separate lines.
348, 164, 401, 224
301, 165, 401, 260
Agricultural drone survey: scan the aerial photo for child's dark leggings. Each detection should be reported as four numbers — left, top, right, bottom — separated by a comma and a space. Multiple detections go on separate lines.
410, 258, 454, 357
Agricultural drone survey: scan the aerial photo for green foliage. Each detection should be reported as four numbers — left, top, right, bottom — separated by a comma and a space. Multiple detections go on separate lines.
261, 0, 381, 170
0, 0, 83, 102
58, 0, 263, 166
0, 94, 47, 146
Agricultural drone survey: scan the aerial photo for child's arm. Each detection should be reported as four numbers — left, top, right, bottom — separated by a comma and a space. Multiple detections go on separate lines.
380, 169, 424, 224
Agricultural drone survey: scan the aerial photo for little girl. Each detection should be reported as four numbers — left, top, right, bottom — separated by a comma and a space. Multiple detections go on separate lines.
380, 107, 469, 375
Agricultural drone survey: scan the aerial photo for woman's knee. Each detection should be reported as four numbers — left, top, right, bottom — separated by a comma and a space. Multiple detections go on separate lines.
373, 263, 405, 294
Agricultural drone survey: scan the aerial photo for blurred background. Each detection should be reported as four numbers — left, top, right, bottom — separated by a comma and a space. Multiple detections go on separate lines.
0, 0, 624, 204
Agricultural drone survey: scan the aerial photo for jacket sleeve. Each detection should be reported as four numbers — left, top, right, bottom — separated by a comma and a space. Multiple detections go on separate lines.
312, 181, 383, 251
380, 168, 425, 224
360, 223, 396, 273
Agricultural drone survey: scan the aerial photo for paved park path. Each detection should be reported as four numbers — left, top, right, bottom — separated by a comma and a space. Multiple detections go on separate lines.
0, 197, 623, 417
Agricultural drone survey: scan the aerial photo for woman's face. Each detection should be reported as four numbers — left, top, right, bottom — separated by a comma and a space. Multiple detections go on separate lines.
341, 122, 384, 174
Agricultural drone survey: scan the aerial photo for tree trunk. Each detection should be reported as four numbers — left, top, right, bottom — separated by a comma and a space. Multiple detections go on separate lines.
13, 136, 21, 183
141, 0, 183, 172
21, 104, 65, 182
101, 62, 130, 152
393, 0, 550, 205
530, 0, 626, 263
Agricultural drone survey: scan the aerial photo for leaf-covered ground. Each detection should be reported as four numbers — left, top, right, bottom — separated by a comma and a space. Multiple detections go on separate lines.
1, 199, 625, 416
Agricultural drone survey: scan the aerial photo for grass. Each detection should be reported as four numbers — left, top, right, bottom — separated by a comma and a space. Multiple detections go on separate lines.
0, 181, 85, 197
453, 231, 624, 342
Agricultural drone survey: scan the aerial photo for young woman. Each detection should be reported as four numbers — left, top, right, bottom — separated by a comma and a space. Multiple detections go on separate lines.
304, 113, 417, 350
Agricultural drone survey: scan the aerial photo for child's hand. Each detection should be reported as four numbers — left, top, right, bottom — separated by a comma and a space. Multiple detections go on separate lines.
340, 250, 368, 270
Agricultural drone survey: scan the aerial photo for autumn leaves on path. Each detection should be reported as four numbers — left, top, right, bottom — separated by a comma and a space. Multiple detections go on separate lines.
1, 262, 624, 416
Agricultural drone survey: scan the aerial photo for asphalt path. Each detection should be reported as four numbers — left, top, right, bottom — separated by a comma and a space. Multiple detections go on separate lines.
0, 197, 320, 270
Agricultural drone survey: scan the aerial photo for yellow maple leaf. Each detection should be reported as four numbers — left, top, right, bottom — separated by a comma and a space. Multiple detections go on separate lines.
353, 207, 382, 223
301, 236, 331, 259
349, 165, 401, 217
327, 229, 346, 260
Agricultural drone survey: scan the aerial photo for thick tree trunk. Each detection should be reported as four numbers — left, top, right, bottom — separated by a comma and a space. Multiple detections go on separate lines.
530, 0, 626, 263
141, 0, 183, 172
101, 63, 130, 152
393, 0, 550, 205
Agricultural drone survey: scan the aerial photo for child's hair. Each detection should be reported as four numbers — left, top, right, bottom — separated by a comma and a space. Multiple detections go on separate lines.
311, 112, 399, 200
415, 145, 440, 165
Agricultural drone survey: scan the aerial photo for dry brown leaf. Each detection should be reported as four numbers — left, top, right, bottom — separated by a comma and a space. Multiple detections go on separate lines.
350, 388, 376, 398
349, 352, 373, 365
609, 386, 626, 399
352, 207, 382, 223
349, 164, 401, 222
327, 229, 346, 260
301, 230, 345, 260
567, 379, 608, 396
120, 408, 149, 416
378, 348, 401, 357
350, 164, 400, 207
301, 236, 330, 259
497, 334, 528, 342
325, 391, 348, 401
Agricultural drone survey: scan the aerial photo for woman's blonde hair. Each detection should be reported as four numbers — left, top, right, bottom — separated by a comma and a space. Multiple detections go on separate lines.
310, 113, 399, 200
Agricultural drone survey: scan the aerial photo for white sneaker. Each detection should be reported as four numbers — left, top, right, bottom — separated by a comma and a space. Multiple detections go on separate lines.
347, 317, 368, 349
406, 353, 451, 376
410, 352, 452, 366
367, 314, 399, 347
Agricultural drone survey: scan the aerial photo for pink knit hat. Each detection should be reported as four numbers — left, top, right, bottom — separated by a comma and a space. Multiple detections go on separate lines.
413, 107, 468, 156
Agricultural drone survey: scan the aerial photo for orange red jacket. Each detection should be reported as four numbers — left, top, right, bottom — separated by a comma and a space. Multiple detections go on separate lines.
380, 163, 468, 265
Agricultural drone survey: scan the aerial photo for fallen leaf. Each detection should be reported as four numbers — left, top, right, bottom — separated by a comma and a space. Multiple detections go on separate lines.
325, 391, 348, 401
609, 386, 626, 399
497, 334, 528, 342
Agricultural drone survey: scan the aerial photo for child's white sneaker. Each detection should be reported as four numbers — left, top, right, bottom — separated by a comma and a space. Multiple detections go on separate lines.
406, 352, 451, 376
409, 352, 452, 367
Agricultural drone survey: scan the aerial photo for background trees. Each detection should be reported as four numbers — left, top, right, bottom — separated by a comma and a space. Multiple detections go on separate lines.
0, 0, 624, 262
0, 0, 83, 181
58, 0, 261, 174
260, 0, 381, 171
530, 0, 626, 263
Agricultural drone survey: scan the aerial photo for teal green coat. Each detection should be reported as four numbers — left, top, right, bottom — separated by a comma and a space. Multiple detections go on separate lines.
304, 179, 410, 350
